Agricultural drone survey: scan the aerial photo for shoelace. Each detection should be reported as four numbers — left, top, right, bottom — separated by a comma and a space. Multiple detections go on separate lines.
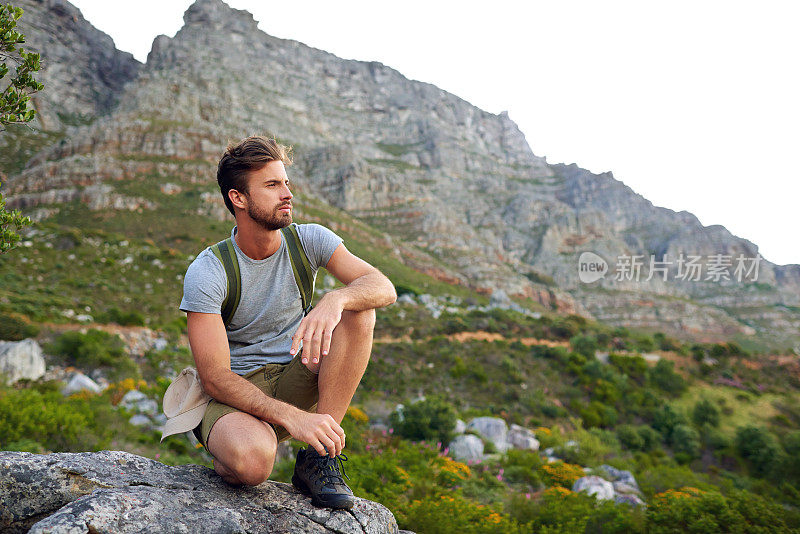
312, 452, 350, 486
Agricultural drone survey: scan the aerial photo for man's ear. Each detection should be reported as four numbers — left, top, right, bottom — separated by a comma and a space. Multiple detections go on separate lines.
228, 189, 247, 210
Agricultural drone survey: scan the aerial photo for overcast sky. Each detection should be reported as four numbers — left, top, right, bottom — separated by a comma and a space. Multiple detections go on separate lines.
68, 0, 800, 266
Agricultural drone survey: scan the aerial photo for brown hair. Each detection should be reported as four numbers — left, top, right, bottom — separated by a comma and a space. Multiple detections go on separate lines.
217, 135, 292, 216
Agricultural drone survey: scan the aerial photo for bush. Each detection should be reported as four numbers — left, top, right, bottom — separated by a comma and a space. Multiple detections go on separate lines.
402, 494, 522, 534
0, 311, 39, 340
96, 307, 145, 327
647, 487, 791, 533
617, 425, 645, 451
46, 329, 137, 379
0, 383, 114, 452
390, 397, 457, 445
735, 425, 782, 478
569, 334, 598, 359
692, 398, 721, 428
648, 360, 687, 395
670, 424, 701, 461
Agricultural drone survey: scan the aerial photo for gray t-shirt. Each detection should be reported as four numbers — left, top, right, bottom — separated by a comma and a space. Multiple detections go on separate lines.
179, 223, 343, 375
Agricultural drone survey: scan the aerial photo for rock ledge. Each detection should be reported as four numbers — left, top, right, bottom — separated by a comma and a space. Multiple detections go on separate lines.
0, 450, 398, 533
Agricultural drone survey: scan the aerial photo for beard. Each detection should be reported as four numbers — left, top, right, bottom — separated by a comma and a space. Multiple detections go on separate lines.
245, 201, 292, 231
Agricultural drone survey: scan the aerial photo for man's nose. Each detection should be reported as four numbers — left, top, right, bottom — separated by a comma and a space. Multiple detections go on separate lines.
281, 184, 293, 199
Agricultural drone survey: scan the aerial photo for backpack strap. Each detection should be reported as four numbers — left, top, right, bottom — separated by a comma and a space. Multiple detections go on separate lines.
281, 223, 316, 316
209, 237, 241, 328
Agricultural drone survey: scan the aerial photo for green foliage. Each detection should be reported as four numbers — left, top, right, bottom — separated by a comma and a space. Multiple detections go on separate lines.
670, 424, 701, 461
692, 398, 721, 428
46, 329, 137, 379
1, 3, 43, 253
96, 306, 146, 326
0, 382, 113, 451
648, 359, 688, 395
735, 425, 782, 478
389, 397, 457, 445
647, 488, 792, 533
0, 311, 38, 340
569, 333, 598, 359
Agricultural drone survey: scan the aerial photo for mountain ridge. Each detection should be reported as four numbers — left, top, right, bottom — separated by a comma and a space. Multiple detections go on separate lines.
3, 0, 799, 350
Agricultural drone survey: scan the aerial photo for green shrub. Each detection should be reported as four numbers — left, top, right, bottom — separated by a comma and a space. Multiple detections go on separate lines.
617, 425, 645, 451
648, 360, 687, 395
0, 383, 114, 452
569, 334, 598, 359
652, 405, 688, 441
692, 398, 720, 428
670, 424, 701, 461
390, 397, 457, 445
96, 307, 146, 326
0, 312, 39, 340
647, 487, 791, 533
735, 425, 782, 478
46, 329, 137, 379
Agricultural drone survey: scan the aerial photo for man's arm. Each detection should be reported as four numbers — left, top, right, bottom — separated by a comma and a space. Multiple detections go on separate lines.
187, 311, 345, 457
289, 243, 397, 365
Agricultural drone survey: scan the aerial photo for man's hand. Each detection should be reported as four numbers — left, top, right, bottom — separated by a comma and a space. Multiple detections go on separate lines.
283, 411, 346, 457
290, 292, 344, 368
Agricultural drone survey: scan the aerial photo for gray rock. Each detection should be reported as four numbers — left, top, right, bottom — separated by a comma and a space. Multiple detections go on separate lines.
0, 450, 398, 533
128, 414, 152, 427
447, 434, 484, 463
453, 419, 466, 434
507, 424, 540, 451
614, 493, 646, 506
572, 476, 615, 501
613, 481, 641, 495
0, 339, 46, 384
466, 417, 508, 452
61, 372, 103, 395
599, 465, 639, 490
120, 389, 159, 416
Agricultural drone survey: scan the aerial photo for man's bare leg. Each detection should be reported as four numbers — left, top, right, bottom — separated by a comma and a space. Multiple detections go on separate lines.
206, 411, 279, 486
314, 309, 376, 424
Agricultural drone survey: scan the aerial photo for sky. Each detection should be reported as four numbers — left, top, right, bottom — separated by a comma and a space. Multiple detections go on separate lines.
68, 0, 800, 266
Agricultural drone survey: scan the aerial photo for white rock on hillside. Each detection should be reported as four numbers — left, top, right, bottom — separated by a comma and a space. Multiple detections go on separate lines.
61, 373, 103, 395
572, 476, 615, 500
0, 339, 46, 384
507, 424, 540, 451
466, 417, 508, 452
448, 434, 484, 463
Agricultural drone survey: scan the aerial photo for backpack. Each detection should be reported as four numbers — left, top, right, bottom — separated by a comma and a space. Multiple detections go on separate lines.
209, 223, 316, 328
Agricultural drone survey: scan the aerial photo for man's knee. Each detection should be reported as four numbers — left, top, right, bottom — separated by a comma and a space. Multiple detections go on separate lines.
226, 440, 276, 486
232, 444, 276, 486
340, 308, 376, 334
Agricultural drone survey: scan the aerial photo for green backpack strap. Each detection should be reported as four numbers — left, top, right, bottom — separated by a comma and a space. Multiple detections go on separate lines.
209, 237, 241, 328
281, 223, 316, 316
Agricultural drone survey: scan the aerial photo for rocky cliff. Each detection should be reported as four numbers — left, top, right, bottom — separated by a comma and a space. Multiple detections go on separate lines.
0, 450, 399, 533
3, 0, 799, 349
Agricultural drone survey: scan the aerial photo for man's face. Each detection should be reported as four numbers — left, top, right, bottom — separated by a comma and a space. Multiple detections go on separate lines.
238, 160, 293, 230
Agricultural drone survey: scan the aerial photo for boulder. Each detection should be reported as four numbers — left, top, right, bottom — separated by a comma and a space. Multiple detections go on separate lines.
507, 424, 540, 451
0, 450, 398, 533
447, 434, 484, 463
61, 372, 103, 395
120, 389, 159, 416
599, 464, 639, 491
466, 417, 508, 452
572, 476, 615, 501
0, 339, 46, 384
453, 419, 466, 434
614, 493, 646, 506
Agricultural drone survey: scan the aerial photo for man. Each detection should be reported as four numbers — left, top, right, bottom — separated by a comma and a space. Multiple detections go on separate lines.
179, 135, 396, 509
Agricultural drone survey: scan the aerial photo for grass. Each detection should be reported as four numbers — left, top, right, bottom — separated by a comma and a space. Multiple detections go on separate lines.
670, 384, 786, 437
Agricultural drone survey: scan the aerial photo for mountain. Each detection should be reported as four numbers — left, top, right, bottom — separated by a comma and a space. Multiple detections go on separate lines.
3, 0, 799, 351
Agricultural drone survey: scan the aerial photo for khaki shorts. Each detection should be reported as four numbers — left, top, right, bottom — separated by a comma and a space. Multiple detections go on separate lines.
192, 352, 318, 450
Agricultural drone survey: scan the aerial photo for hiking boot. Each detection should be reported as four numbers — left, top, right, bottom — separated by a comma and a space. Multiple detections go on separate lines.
291, 447, 355, 510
